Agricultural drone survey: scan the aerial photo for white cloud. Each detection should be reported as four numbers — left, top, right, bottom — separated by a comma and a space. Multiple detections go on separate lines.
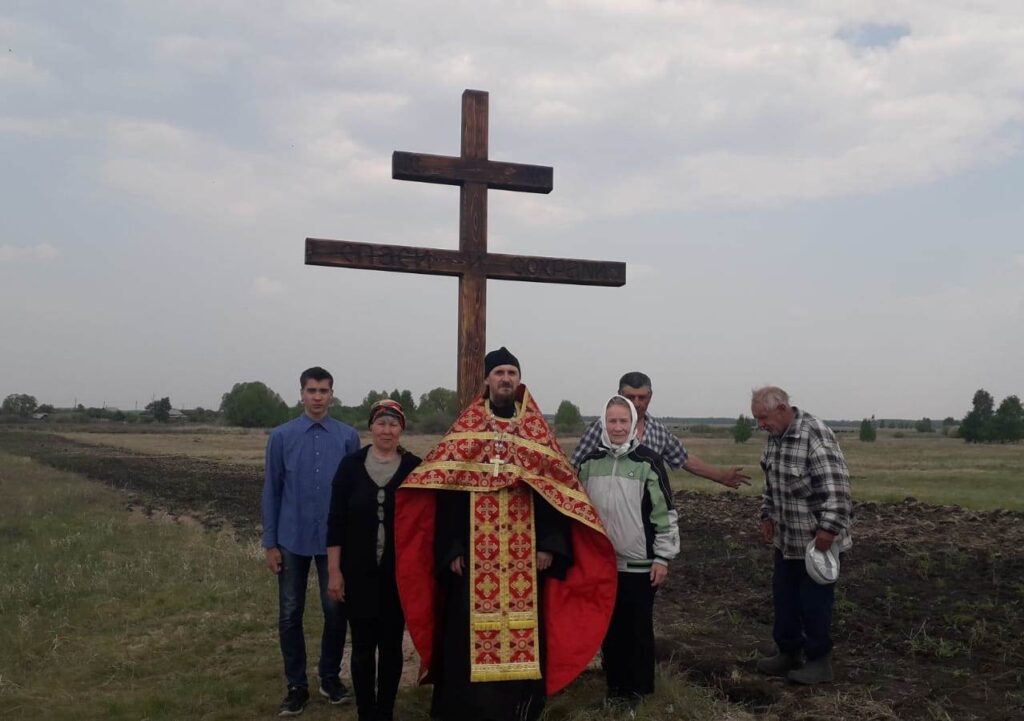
97, 111, 392, 226
0, 53, 49, 84
252, 276, 285, 295
0, 243, 60, 263
153, 34, 247, 73
0, 114, 94, 138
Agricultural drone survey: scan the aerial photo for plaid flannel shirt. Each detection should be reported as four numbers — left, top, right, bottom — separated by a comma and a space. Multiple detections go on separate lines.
570, 414, 689, 469
760, 408, 853, 559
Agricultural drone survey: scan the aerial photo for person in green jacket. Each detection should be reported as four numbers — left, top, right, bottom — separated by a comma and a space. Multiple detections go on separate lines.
576, 395, 680, 709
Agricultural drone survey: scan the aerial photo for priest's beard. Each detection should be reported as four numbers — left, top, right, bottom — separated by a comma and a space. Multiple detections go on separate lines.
491, 397, 515, 418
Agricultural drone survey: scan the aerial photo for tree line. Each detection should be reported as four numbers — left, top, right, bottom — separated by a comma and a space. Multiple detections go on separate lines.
217, 382, 462, 432
851, 388, 1022, 443
9, 386, 1019, 443
217, 382, 590, 434
959, 389, 1023, 443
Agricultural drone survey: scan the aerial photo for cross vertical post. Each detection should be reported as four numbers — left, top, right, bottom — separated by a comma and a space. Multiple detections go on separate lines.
459, 91, 488, 408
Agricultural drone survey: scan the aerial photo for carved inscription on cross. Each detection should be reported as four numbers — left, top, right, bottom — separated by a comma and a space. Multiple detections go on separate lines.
305, 89, 626, 408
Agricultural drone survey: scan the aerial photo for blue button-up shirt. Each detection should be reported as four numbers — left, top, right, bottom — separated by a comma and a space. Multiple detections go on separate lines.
261, 413, 361, 556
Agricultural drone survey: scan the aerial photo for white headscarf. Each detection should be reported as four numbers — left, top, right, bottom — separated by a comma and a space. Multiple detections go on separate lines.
599, 394, 639, 458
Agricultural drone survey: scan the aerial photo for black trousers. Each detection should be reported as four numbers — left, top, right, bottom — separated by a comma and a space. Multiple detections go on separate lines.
349, 609, 405, 721
772, 549, 835, 661
602, 571, 656, 698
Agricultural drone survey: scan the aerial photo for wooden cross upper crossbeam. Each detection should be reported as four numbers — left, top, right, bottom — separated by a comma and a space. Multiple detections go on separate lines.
304, 89, 625, 407
392, 151, 553, 193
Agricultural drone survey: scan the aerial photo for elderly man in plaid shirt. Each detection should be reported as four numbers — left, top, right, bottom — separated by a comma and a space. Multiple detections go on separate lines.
751, 386, 852, 685
570, 372, 751, 489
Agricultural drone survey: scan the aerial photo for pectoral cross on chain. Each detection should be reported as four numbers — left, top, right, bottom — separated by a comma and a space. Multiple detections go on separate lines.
489, 456, 506, 478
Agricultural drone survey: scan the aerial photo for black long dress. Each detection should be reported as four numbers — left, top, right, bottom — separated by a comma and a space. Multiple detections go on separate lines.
328, 445, 421, 721
430, 405, 572, 721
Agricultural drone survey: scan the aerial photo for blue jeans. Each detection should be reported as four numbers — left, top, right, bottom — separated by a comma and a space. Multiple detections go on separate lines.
772, 549, 835, 661
277, 546, 347, 687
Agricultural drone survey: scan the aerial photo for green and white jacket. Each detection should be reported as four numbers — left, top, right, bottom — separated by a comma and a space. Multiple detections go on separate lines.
577, 444, 680, 573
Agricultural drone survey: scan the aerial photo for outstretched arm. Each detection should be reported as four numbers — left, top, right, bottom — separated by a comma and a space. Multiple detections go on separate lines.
682, 453, 751, 489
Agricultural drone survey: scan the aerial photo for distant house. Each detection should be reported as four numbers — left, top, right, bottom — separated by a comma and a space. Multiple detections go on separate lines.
31, 412, 49, 420
168, 408, 186, 421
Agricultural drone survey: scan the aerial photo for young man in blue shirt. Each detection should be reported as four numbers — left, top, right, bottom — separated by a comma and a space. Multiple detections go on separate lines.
262, 367, 361, 716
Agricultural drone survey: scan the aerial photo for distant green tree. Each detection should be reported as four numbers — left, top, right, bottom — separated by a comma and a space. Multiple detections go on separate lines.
419, 387, 459, 417
398, 389, 417, 415
417, 387, 459, 433
942, 417, 957, 427
554, 400, 584, 433
859, 418, 877, 442
361, 390, 389, 412
960, 389, 995, 443
220, 382, 289, 428
145, 397, 172, 423
991, 395, 1024, 443
914, 417, 935, 433
732, 414, 753, 443
327, 398, 363, 427
187, 407, 219, 424
1, 393, 38, 417
36, 403, 55, 414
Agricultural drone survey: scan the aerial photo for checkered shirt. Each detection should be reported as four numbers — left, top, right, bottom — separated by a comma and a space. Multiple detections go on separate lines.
760, 408, 853, 559
570, 414, 689, 469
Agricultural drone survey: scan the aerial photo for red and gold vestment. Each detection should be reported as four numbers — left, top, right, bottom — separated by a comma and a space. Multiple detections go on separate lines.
395, 385, 617, 695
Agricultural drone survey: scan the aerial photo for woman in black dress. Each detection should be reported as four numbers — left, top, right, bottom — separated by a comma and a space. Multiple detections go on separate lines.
327, 399, 420, 721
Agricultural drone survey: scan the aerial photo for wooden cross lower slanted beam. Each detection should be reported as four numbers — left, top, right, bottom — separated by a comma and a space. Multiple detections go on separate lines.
306, 89, 626, 408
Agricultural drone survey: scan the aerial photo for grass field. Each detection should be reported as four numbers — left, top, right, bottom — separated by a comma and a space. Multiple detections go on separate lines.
0, 451, 745, 721
60, 428, 1024, 511
0, 452, 291, 720
3, 427, 1022, 720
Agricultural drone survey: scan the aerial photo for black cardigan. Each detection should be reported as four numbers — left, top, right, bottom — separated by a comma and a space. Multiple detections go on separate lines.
326, 445, 421, 619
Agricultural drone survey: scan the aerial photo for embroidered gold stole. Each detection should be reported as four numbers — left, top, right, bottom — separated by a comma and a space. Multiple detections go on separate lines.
469, 486, 541, 681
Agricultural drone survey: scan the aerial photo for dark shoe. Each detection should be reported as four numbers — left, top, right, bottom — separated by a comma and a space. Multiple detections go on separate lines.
756, 648, 803, 676
318, 675, 351, 705
788, 653, 833, 685
278, 686, 309, 716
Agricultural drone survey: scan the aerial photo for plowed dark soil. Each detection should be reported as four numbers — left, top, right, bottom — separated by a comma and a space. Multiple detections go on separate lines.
663, 491, 1024, 720
3, 429, 1022, 720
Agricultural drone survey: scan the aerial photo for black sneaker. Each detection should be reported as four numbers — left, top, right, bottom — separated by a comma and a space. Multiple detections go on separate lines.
278, 686, 309, 717
318, 676, 351, 705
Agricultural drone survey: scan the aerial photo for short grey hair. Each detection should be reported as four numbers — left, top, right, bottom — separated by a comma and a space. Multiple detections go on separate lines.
751, 386, 790, 409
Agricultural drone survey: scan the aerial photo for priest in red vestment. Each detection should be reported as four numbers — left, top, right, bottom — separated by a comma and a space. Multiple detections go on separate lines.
395, 348, 618, 721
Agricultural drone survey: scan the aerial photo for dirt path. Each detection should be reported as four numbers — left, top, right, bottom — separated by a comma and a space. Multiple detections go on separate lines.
3, 430, 1021, 719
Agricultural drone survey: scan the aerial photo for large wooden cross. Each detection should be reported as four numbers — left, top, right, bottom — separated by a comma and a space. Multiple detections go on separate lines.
306, 89, 626, 408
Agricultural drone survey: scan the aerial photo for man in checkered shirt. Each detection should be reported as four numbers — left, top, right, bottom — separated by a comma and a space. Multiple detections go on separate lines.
751, 386, 852, 685
569, 372, 751, 489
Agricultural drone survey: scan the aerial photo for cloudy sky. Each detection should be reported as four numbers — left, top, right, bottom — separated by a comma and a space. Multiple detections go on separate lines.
3, 1, 1022, 419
